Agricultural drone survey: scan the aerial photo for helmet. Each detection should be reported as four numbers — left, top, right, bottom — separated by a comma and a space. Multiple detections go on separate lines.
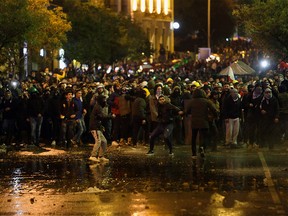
143, 88, 150, 97
166, 78, 173, 83
28, 86, 38, 94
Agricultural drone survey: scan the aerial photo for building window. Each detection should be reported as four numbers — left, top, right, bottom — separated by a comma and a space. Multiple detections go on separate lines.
164, 0, 169, 15
141, 0, 145, 12
156, 0, 161, 14
132, 0, 137, 11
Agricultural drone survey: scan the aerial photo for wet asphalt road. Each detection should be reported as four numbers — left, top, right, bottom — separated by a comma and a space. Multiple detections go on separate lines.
0, 142, 288, 215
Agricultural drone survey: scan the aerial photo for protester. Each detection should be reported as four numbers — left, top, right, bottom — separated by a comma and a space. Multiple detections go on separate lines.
222, 88, 242, 148
72, 89, 87, 146
27, 86, 45, 147
59, 88, 78, 148
258, 87, 279, 149
185, 88, 218, 159
147, 95, 183, 156
89, 95, 113, 163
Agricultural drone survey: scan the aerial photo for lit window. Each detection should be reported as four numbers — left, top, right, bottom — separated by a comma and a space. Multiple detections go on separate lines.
141, 0, 145, 12
164, 0, 169, 15
156, 0, 161, 14
149, 0, 153, 13
132, 0, 137, 11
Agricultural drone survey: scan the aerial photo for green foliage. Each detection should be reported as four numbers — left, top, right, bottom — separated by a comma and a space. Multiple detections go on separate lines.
0, 0, 71, 74
0, 0, 32, 49
235, 0, 288, 58
63, 1, 152, 66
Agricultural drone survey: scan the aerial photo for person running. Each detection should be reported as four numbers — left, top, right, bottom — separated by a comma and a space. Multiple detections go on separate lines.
147, 95, 183, 156
89, 95, 113, 163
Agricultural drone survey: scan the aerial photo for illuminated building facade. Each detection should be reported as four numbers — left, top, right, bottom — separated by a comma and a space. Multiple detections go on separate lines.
93, 0, 175, 61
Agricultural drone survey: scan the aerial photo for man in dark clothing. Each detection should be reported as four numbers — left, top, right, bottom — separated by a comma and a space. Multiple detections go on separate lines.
59, 89, 78, 148
258, 87, 279, 149
131, 89, 148, 147
185, 88, 218, 158
147, 95, 183, 155
89, 95, 112, 163
0, 89, 18, 145
278, 85, 288, 141
243, 85, 263, 149
27, 86, 45, 147
170, 85, 184, 145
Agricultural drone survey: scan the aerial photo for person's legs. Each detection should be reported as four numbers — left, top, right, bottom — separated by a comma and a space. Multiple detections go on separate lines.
231, 118, 240, 145
191, 128, 199, 156
225, 119, 233, 145
163, 123, 174, 153
148, 124, 163, 152
91, 130, 101, 157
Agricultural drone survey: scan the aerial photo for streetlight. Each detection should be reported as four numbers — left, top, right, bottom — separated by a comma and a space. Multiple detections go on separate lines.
172, 22, 180, 30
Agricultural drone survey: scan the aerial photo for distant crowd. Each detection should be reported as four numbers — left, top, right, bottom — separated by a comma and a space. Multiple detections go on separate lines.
0, 57, 288, 159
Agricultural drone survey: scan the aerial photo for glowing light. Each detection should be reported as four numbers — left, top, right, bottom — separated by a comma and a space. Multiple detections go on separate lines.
164, 0, 169, 15
40, 49, 45, 57
107, 66, 112, 74
141, 0, 145, 12
23, 47, 27, 55
156, 0, 161, 14
132, 0, 137, 11
149, 0, 153, 13
172, 22, 180, 29
260, 60, 269, 68
59, 49, 66, 69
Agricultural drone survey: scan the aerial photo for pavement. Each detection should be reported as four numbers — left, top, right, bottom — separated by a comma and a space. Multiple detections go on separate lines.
0, 142, 288, 215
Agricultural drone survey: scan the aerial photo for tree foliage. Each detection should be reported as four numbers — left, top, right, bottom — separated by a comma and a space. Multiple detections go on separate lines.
0, 0, 33, 50
0, 0, 71, 74
235, 0, 288, 58
26, 0, 71, 51
62, 0, 152, 66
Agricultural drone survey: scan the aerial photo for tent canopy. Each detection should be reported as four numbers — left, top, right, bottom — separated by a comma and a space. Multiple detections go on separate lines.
219, 61, 255, 76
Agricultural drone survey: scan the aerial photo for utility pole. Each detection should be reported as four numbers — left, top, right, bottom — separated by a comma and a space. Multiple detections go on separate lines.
208, 0, 211, 48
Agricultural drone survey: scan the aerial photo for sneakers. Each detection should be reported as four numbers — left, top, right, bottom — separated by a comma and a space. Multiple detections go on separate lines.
253, 143, 259, 149
51, 140, 56, 146
191, 155, 197, 160
89, 156, 100, 163
127, 137, 132, 146
111, 141, 119, 146
100, 157, 109, 162
119, 138, 126, 146
169, 152, 174, 156
70, 139, 78, 147
146, 150, 154, 155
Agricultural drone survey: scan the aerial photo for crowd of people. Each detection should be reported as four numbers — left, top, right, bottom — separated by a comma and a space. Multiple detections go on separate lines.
0, 57, 288, 162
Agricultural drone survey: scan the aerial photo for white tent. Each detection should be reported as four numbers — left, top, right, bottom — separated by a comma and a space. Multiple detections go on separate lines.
219, 61, 255, 76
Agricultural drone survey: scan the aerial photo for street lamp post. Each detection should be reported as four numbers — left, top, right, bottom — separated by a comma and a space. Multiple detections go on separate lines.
208, 0, 211, 48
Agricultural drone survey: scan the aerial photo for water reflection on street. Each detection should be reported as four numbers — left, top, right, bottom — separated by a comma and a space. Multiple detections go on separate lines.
0, 144, 288, 215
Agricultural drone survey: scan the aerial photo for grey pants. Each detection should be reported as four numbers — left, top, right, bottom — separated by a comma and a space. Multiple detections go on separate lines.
91, 130, 107, 157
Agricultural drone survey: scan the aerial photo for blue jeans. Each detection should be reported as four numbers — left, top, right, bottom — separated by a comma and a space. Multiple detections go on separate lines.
149, 123, 174, 152
61, 119, 76, 147
29, 116, 43, 145
73, 117, 86, 142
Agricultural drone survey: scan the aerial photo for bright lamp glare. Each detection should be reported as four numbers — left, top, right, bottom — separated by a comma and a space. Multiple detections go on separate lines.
260, 60, 269, 68
173, 22, 180, 29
